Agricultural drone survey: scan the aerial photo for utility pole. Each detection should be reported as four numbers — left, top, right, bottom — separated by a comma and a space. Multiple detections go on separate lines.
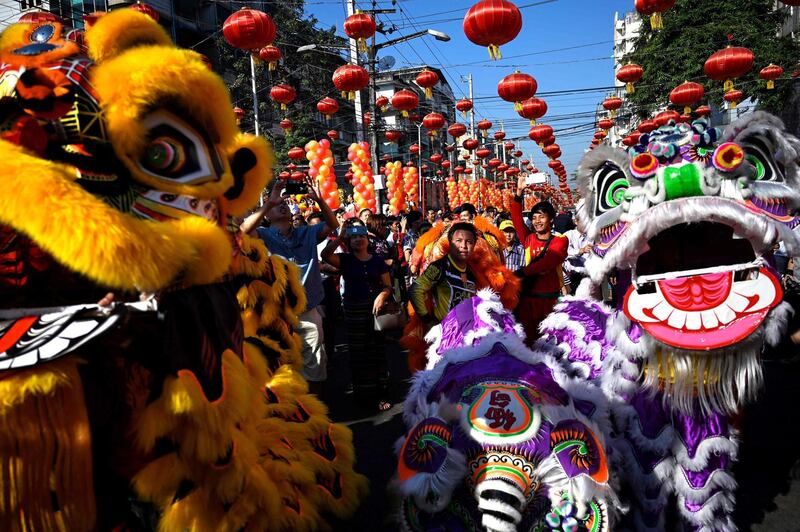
250, 56, 260, 136
346, 0, 365, 142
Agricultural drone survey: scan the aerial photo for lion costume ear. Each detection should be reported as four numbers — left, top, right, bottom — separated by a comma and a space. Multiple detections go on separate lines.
85, 9, 173, 63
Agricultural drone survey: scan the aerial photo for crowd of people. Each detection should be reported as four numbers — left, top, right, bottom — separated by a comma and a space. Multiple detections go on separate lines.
241, 175, 601, 412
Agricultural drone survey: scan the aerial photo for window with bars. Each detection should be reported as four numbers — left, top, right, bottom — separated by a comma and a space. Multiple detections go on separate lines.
20, 0, 43, 9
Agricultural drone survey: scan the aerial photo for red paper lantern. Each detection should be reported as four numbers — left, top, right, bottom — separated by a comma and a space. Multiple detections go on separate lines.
376, 95, 389, 111
602, 96, 623, 117
463, 0, 522, 60
597, 119, 614, 130
704, 46, 754, 92
503, 141, 515, 151
327, 130, 339, 140
520, 158, 530, 165
442, 160, 452, 169
233, 106, 245, 121
223, 8, 276, 51
760, 64, 784, 90
455, 165, 466, 174
669, 81, 705, 114
463, 138, 479, 151
448, 123, 468, 139
416, 69, 440, 99
547, 160, 561, 169
316, 97, 339, 119
430, 153, 443, 163
655, 110, 680, 126
423, 112, 446, 136
456, 98, 474, 118
385, 130, 402, 143
629, 131, 642, 144
488, 158, 502, 168
638, 120, 657, 133
498, 71, 538, 111
497, 163, 510, 173
258, 45, 282, 71
635, 0, 675, 30
594, 131, 607, 140
617, 63, 644, 94
343, 13, 376, 52
279, 118, 293, 130
410, 144, 420, 154
270, 84, 296, 110
288, 146, 306, 160
542, 136, 556, 147
19, 10, 62, 23
476, 147, 492, 159
506, 167, 520, 177
622, 136, 637, 147
445, 144, 456, 153
477, 119, 493, 137
492, 131, 506, 142
363, 112, 372, 126
694, 105, 711, 117
391, 89, 419, 117
279, 171, 291, 179
130, 2, 159, 21
724, 89, 744, 109
518, 97, 547, 125
291, 171, 305, 181
543, 144, 561, 159
529, 124, 553, 145
333, 64, 370, 100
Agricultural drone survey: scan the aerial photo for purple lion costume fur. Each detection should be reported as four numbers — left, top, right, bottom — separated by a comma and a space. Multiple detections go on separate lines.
538, 111, 800, 531
394, 289, 617, 532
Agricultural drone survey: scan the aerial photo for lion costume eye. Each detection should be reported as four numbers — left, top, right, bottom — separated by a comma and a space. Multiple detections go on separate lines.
593, 161, 629, 215
137, 110, 224, 185
741, 134, 784, 182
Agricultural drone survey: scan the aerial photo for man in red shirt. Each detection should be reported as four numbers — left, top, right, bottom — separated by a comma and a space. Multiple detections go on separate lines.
511, 176, 568, 343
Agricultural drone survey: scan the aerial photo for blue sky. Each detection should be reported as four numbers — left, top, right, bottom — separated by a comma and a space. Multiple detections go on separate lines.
304, 0, 634, 175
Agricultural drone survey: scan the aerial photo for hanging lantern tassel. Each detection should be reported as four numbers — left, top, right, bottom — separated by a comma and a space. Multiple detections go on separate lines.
487, 44, 502, 60
358, 38, 367, 54
402, 110, 409, 118
650, 12, 663, 30
729, 100, 737, 110
268, 60, 277, 71
349, 91, 356, 101
724, 79, 734, 92
461, 110, 467, 119
513, 101, 522, 112
281, 103, 287, 111
425, 87, 433, 99
625, 82, 635, 94
610, 110, 617, 118
683, 105, 691, 115
767, 80, 775, 90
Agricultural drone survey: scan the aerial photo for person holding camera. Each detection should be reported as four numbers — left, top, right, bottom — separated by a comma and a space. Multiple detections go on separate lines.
512, 175, 568, 344
240, 176, 339, 395
321, 220, 393, 412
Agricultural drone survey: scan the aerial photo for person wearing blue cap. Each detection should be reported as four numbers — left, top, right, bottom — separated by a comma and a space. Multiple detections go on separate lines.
322, 220, 394, 412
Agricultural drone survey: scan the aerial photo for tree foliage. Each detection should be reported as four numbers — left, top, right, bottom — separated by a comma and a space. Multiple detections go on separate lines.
623, 0, 799, 119
216, 0, 350, 167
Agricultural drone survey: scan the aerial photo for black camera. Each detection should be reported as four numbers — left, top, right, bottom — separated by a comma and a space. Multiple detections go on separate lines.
284, 181, 308, 195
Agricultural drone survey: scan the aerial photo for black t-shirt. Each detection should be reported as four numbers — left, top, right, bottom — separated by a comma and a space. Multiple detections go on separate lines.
337, 253, 390, 303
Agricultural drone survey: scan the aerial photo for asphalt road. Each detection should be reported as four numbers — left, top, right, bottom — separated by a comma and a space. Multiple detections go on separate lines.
321, 320, 800, 531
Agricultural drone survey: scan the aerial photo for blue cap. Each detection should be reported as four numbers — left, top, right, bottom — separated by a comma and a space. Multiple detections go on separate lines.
346, 225, 369, 236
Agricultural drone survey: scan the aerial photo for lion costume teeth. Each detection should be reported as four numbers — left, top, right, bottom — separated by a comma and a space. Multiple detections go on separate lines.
0, 9, 366, 530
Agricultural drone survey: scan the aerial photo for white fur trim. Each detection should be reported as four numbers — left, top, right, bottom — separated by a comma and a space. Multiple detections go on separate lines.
676, 490, 735, 528
673, 467, 737, 504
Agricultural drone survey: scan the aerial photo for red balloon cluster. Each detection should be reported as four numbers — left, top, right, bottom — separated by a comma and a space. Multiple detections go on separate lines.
403, 165, 420, 206
305, 139, 339, 209
385, 161, 405, 215
347, 142, 376, 212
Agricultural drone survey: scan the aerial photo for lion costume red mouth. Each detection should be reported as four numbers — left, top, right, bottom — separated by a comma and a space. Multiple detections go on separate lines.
624, 267, 782, 350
